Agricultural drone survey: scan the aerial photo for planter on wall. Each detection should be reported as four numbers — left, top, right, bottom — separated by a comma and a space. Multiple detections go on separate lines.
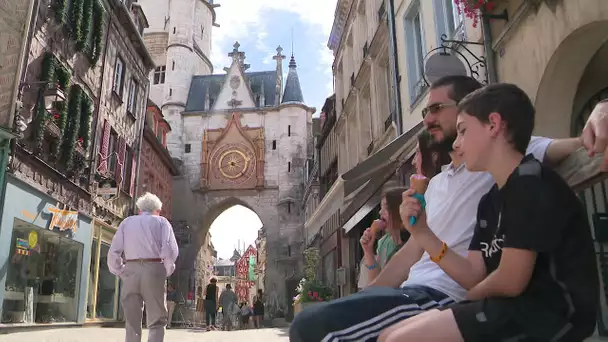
294, 301, 323, 316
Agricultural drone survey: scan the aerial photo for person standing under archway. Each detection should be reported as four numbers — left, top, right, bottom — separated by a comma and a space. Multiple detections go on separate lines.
203, 278, 219, 331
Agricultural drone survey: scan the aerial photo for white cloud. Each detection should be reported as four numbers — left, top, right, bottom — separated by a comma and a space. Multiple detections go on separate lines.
210, 0, 338, 72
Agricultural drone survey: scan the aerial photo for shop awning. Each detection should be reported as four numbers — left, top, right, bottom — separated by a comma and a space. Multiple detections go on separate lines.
304, 122, 424, 237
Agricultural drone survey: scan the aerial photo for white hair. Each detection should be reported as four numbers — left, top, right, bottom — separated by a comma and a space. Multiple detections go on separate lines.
136, 192, 163, 213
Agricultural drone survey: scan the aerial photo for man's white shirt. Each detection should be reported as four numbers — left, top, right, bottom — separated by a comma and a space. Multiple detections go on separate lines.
401, 136, 553, 301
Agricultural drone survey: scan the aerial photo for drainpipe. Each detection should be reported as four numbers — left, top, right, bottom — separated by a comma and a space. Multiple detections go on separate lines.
88, 14, 113, 191
386, 0, 403, 135
481, 10, 498, 84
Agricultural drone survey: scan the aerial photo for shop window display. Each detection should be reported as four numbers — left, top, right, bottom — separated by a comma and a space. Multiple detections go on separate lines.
95, 243, 117, 318
2, 219, 83, 324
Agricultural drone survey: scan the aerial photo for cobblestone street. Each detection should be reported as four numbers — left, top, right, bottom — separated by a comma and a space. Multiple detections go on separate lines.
0, 327, 290, 342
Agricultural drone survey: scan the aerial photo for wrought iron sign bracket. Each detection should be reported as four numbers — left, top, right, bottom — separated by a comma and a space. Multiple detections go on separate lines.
422, 34, 489, 86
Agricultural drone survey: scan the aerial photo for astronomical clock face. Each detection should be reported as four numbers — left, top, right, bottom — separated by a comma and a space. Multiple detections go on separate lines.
210, 142, 256, 185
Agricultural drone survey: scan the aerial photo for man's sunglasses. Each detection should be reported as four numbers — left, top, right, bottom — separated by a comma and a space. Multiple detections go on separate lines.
421, 103, 457, 118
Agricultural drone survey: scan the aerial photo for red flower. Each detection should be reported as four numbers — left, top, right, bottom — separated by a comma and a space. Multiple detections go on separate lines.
312, 291, 319, 298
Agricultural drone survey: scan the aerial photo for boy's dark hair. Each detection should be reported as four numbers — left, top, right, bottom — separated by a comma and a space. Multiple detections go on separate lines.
457, 83, 534, 154
210, 278, 217, 283
431, 75, 483, 103
226, 284, 232, 289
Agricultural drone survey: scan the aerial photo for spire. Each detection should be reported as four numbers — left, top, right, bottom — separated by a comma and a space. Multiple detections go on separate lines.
273, 46, 286, 106
281, 54, 304, 104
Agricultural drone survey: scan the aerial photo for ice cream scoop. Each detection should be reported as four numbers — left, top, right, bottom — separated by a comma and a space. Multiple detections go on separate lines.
409, 174, 429, 226
369, 219, 386, 237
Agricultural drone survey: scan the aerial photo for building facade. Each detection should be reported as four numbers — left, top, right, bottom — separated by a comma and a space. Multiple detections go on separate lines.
137, 100, 178, 219
0, 0, 153, 325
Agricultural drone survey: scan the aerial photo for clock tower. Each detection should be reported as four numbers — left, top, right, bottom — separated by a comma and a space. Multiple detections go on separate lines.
201, 113, 265, 190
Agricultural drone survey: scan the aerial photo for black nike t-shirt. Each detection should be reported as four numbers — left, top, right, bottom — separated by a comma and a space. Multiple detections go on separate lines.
469, 154, 598, 332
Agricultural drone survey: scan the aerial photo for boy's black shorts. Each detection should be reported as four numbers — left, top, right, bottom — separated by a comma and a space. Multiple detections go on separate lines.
444, 297, 590, 342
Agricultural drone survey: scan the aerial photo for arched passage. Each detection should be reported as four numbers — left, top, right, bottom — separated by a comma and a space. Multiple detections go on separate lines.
534, 20, 608, 138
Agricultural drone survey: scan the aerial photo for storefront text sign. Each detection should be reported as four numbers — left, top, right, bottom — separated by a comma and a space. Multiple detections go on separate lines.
48, 207, 78, 232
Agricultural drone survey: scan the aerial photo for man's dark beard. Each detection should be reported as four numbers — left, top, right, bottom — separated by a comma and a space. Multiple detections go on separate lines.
430, 133, 456, 154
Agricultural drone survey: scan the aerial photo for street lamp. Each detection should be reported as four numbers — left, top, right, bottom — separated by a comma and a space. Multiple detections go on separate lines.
15, 81, 66, 136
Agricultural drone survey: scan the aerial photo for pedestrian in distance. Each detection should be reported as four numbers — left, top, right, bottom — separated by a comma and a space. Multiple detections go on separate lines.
204, 278, 219, 331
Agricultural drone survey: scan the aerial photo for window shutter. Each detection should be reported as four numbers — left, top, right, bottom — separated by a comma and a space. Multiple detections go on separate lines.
116, 137, 126, 188
130, 154, 137, 197
98, 120, 110, 173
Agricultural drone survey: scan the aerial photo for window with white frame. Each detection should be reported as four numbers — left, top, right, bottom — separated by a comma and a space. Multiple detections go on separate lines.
404, 3, 427, 104
435, 0, 465, 40
127, 78, 138, 115
113, 56, 125, 95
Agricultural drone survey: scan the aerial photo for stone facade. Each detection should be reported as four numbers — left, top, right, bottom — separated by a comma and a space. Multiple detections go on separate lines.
137, 101, 178, 219
138, 0, 216, 159
11, 0, 152, 223
90, 0, 154, 225
168, 46, 315, 318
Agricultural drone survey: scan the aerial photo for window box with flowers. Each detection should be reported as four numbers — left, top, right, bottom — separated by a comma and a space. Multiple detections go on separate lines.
293, 248, 334, 315
454, 0, 496, 27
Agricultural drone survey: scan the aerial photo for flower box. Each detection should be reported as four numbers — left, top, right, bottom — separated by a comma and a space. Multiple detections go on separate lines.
45, 120, 61, 138
294, 301, 322, 316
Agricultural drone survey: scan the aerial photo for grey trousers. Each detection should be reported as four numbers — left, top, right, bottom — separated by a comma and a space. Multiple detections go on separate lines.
120, 262, 167, 342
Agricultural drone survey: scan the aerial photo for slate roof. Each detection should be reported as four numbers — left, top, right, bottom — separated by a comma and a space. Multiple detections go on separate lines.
281, 56, 304, 104
184, 70, 278, 112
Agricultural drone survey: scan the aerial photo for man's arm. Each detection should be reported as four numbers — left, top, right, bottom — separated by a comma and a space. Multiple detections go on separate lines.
160, 218, 179, 276
107, 220, 126, 276
582, 100, 608, 171
369, 238, 424, 288
544, 138, 582, 166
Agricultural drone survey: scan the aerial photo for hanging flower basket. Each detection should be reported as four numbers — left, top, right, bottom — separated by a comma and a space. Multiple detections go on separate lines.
454, 0, 496, 27
75, 137, 86, 156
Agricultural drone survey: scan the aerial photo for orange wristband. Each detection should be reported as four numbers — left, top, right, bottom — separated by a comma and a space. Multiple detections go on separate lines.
431, 242, 448, 263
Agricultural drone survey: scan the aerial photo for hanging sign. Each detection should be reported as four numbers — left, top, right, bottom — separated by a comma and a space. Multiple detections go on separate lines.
48, 207, 78, 232
16, 238, 30, 256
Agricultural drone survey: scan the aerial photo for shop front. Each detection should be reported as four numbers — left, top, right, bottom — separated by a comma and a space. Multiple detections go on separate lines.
0, 175, 93, 325
85, 219, 120, 322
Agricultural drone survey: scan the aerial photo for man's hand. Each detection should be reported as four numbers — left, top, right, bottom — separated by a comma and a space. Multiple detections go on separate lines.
360, 228, 376, 254
582, 100, 608, 171
399, 189, 431, 235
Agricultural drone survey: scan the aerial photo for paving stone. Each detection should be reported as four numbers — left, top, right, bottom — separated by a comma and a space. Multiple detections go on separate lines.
0, 327, 290, 342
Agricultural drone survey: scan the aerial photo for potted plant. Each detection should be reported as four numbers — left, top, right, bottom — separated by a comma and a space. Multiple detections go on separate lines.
454, 0, 496, 27
293, 248, 334, 315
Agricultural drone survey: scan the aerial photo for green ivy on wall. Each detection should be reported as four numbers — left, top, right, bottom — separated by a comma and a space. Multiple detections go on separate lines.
61, 85, 82, 169
55, 0, 105, 59
60, 85, 92, 170
79, 95, 93, 150
34, 53, 71, 153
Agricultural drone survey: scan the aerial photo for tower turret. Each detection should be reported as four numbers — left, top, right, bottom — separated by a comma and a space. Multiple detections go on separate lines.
281, 55, 304, 104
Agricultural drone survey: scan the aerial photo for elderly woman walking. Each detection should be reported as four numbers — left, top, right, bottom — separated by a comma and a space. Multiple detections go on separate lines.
107, 192, 179, 342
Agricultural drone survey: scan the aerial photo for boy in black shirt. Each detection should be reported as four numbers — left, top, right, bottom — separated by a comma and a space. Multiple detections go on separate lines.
385, 83, 599, 341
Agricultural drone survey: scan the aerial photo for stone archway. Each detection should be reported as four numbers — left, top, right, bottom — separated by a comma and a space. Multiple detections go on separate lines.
534, 20, 608, 138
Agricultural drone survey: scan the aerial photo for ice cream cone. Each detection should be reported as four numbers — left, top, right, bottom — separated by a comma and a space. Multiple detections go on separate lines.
369, 219, 386, 236
410, 174, 429, 194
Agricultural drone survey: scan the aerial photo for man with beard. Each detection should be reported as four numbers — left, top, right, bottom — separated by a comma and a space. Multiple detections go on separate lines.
289, 75, 608, 342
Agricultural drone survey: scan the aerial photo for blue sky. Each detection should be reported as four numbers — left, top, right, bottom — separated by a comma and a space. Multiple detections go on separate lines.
210, 0, 337, 115
208, 0, 337, 258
